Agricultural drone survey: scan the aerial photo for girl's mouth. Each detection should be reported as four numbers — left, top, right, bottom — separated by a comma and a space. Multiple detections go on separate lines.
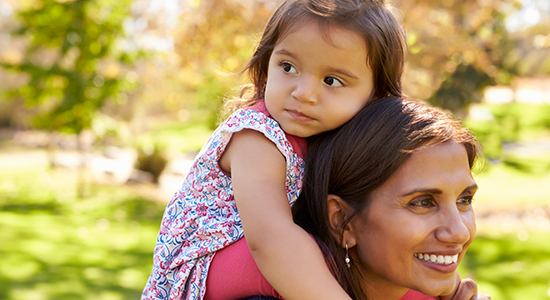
286, 109, 314, 122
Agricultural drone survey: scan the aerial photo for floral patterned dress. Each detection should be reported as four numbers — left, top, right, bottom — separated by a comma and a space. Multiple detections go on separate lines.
142, 101, 306, 300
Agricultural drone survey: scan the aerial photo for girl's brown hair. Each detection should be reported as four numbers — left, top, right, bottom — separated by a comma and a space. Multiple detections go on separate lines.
224, 0, 407, 114
292, 97, 482, 299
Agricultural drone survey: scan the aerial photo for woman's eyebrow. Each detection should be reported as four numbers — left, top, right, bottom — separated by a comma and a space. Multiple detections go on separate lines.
462, 184, 479, 193
400, 183, 479, 198
400, 188, 442, 197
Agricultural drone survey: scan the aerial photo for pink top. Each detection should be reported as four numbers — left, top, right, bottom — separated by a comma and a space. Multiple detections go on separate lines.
205, 237, 283, 299
400, 290, 437, 300
206, 237, 436, 300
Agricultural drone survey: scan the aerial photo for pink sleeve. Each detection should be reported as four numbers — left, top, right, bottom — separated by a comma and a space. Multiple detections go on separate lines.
399, 289, 438, 300
204, 237, 284, 300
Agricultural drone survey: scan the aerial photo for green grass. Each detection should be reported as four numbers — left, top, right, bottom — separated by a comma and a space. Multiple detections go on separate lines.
135, 116, 214, 154
474, 164, 550, 209
464, 102, 550, 159
0, 164, 166, 300
459, 230, 550, 300
1, 149, 549, 299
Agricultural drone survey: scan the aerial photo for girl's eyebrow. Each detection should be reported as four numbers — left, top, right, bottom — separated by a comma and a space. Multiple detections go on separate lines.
399, 184, 478, 197
274, 49, 359, 80
274, 48, 297, 60
326, 67, 359, 80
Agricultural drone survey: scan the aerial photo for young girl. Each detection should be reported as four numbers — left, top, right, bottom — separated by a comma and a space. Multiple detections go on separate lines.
142, 0, 406, 299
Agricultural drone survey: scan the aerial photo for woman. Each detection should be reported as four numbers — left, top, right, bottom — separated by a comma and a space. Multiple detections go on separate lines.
292, 96, 488, 300
208, 96, 489, 300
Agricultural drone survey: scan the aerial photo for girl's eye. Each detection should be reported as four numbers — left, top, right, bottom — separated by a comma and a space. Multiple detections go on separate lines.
281, 62, 297, 74
324, 76, 344, 87
410, 198, 435, 208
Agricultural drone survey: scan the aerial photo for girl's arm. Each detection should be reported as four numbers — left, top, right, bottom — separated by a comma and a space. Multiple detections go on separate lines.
220, 129, 352, 300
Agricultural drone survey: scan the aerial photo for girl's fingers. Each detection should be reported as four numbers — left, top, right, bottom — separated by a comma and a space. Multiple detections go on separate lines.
445, 278, 492, 300
450, 278, 477, 300
471, 292, 492, 300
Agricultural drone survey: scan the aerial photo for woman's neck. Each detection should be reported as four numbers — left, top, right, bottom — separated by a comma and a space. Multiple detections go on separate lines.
363, 275, 410, 300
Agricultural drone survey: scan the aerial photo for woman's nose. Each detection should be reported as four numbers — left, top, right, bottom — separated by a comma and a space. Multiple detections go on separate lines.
435, 207, 474, 245
291, 77, 318, 104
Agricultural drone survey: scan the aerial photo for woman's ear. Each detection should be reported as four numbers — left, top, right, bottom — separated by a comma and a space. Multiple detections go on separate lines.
327, 195, 357, 248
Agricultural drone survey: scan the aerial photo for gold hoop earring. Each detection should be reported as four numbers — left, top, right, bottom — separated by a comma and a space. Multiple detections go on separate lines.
345, 243, 351, 268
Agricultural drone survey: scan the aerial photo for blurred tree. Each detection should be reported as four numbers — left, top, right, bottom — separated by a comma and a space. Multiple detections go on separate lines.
1, 0, 143, 197
394, 0, 524, 117
147, 0, 276, 129
166, 0, 548, 120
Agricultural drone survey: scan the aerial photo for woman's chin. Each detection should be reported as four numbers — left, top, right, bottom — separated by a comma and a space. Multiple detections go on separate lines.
416, 278, 458, 298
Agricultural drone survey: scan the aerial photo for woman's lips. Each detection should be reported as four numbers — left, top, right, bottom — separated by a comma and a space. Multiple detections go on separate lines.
414, 253, 460, 274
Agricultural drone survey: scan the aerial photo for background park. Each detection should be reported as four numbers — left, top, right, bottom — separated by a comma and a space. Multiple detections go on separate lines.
0, 0, 549, 299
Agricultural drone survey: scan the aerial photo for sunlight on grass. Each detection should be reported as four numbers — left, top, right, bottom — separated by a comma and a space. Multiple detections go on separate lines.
460, 230, 550, 300
136, 117, 214, 154
1, 149, 549, 299
0, 162, 165, 300
474, 164, 550, 209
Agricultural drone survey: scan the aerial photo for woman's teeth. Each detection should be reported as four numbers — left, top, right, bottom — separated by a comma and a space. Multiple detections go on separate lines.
414, 253, 458, 265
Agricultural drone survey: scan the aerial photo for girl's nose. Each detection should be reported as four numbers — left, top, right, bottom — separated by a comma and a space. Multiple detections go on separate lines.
291, 77, 318, 104
434, 207, 474, 245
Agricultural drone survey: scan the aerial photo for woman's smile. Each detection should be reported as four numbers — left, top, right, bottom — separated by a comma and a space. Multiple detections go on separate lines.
414, 253, 459, 266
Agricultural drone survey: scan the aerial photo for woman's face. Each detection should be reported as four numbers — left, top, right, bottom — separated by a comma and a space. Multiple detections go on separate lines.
349, 141, 477, 299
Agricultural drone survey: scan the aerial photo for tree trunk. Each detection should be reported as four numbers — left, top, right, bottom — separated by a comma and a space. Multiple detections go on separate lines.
76, 132, 88, 199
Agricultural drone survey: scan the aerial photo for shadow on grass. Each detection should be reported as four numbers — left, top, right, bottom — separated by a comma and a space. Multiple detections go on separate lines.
0, 169, 168, 300
2, 165, 549, 299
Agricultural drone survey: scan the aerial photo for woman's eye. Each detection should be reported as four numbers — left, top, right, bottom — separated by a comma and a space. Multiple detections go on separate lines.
281, 62, 297, 74
324, 76, 344, 87
457, 195, 473, 207
410, 198, 435, 207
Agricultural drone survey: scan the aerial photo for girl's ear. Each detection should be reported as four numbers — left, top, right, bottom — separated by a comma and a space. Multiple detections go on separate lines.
327, 194, 357, 248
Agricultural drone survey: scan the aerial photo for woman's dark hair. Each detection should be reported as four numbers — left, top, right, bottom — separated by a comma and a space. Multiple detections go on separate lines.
292, 96, 482, 299
224, 0, 407, 114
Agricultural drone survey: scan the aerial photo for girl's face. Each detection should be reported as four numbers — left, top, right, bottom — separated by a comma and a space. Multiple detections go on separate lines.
349, 141, 477, 299
264, 20, 374, 138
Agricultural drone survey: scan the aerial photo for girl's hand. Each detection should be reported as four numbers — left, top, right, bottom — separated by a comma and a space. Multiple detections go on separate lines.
439, 276, 491, 300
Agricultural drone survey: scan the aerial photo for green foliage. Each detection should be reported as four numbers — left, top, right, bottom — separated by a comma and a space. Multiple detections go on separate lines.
460, 231, 550, 300
170, 0, 272, 125
465, 103, 550, 160
1, 0, 142, 135
0, 165, 164, 300
502, 155, 550, 176
397, 0, 524, 114
136, 118, 214, 154
193, 72, 230, 129
428, 64, 493, 117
